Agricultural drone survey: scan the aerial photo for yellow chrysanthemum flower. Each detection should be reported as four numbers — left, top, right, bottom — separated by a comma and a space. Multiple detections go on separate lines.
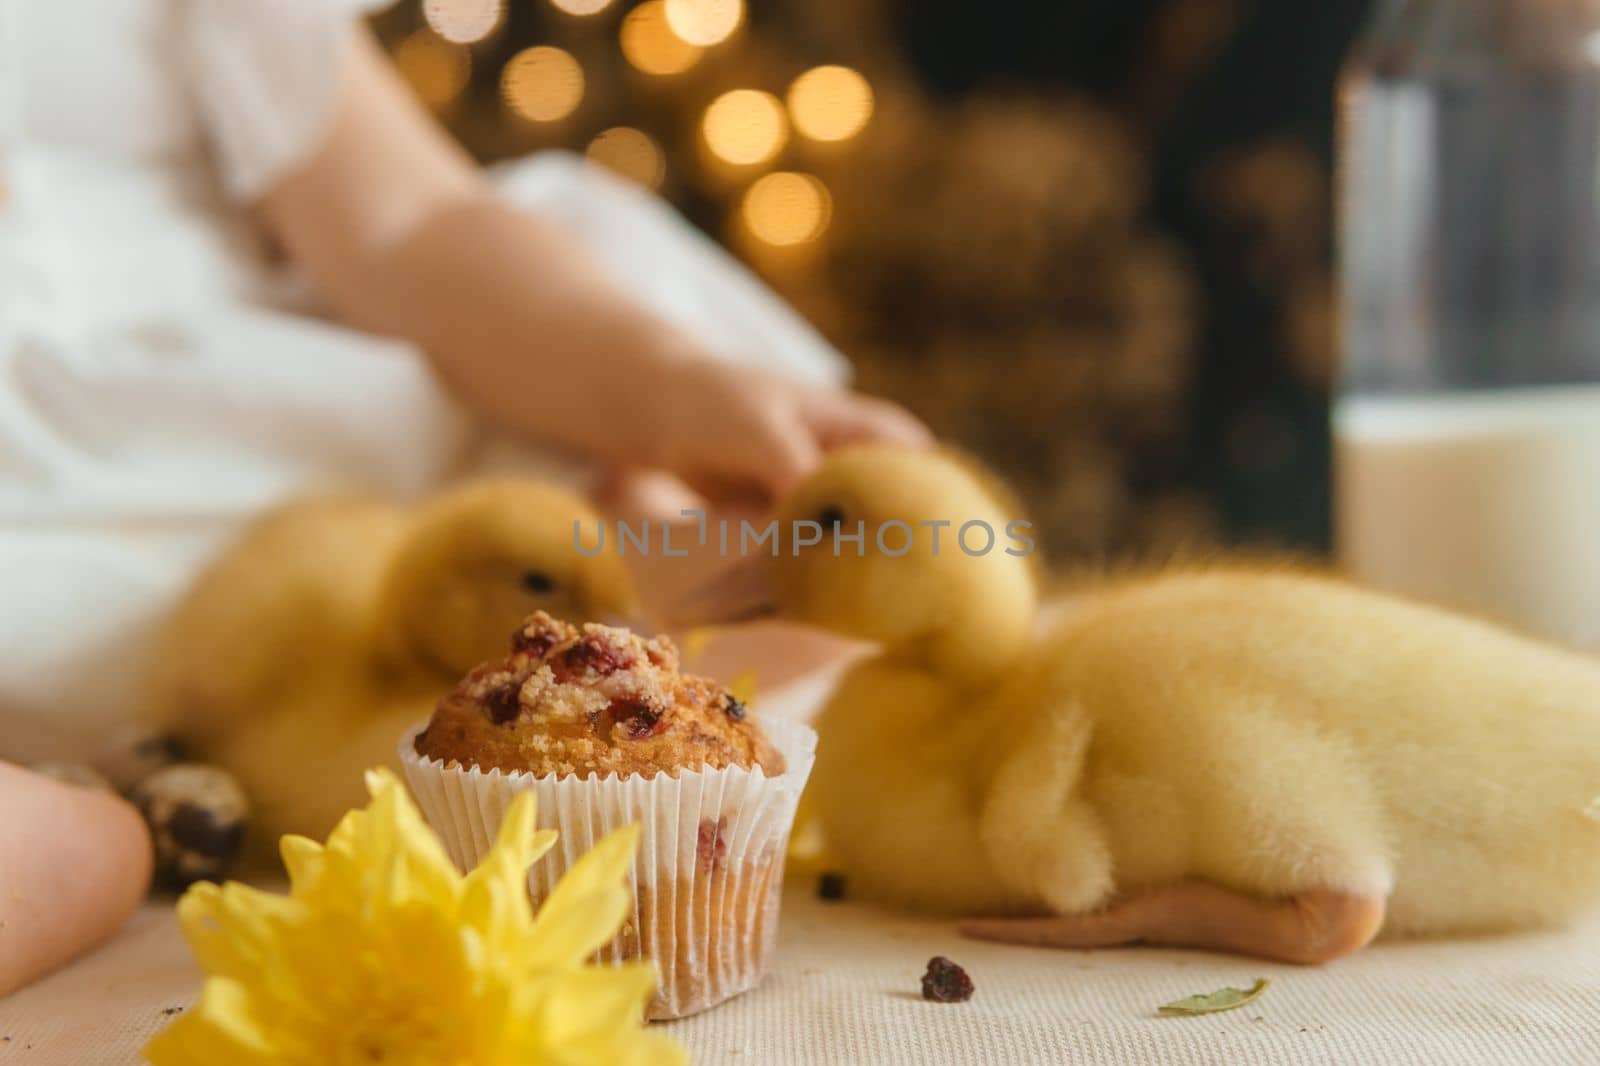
143, 768, 685, 1066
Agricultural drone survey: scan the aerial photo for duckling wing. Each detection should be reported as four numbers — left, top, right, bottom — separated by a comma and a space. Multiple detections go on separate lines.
1043, 566, 1600, 935
144, 496, 408, 747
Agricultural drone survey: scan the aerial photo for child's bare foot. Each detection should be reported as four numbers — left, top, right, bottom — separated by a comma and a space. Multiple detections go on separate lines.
0, 762, 153, 996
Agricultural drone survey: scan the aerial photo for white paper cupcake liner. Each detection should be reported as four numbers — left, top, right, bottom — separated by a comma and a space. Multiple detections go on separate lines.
399, 717, 817, 1019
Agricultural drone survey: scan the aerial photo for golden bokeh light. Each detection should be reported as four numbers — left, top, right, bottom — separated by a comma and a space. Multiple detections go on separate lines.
550, 0, 613, 13
787, 65, 874, 142
422, 0, 502, 44
620, 1, 702, 75
501, 46, 585, 123
742, 172, 831, 246
394, 31, 472, 109
702, 89, 788, 167
586, 127, 666, 189
663, 0, 742, 47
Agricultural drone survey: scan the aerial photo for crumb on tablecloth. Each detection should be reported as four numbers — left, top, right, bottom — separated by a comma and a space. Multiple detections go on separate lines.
920, 956, 974, 1003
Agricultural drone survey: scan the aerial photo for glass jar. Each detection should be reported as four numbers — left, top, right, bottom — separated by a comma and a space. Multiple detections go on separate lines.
1336, 0, 1600, 643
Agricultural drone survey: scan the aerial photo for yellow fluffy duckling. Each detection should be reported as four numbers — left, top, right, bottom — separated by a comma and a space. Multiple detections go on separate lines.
146, 479, 637, 848
685, 444, 1600, 963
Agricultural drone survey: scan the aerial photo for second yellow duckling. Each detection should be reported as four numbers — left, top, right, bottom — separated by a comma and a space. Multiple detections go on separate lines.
145, 479, 638, 847
685, 445, 1600, 963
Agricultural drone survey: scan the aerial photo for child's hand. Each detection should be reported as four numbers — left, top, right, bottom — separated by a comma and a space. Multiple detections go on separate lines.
651, 359, 931, 505
0, 763, 152, 995
261, 31, 924, 501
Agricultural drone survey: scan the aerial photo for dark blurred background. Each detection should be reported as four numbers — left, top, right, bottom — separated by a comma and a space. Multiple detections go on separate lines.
372, 0, 1375, 562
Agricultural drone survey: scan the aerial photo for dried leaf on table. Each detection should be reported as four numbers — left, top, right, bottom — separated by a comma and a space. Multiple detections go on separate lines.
1157, 977, 1270, 1016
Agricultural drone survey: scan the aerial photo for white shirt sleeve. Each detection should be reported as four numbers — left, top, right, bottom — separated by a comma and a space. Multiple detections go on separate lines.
182, 0, 395, 202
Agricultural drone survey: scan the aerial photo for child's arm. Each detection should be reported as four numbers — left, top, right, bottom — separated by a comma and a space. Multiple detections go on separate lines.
257, 31, 926, 503
0, 763, 152, 996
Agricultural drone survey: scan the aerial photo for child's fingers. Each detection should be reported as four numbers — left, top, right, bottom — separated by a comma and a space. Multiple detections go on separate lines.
0, 763, 153, 996
741, 412, 823, 497
804, 393, 933, 450
595, 467, 706, 521
688, 394, 926, 502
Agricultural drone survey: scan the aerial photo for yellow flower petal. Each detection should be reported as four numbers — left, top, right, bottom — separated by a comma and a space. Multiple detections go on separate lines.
537, 962, 658, 1044
278, 834, 323, 887
146, 770, 681, 1066
464, 787, 556, 902
500, 965, 678, 1066
142, 978, 279, 1066
489, 790, 559, 873
306, 770, 460, 913
525, 823, 640, 967
176, 882, 300, 983
461, 790, 557, 936
362, 765, 404, 798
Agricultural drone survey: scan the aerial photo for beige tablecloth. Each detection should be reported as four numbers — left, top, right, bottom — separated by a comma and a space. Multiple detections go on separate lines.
6, 675, 1600, 1063
3, 887, 1599, 1065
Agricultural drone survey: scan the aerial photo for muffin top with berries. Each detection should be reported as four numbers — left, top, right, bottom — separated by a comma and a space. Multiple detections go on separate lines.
413, 611, 784, 779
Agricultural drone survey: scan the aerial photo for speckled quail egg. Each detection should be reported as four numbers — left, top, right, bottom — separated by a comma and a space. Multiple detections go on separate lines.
95, 726, 188, 794
132, 763, 250, 888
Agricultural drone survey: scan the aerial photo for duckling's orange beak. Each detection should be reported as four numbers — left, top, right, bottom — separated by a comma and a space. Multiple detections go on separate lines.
666, 555, 779, 628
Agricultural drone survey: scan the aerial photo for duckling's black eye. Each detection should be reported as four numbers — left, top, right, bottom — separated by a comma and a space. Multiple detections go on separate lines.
520, 571, 557, 595
815, 505, 846, 530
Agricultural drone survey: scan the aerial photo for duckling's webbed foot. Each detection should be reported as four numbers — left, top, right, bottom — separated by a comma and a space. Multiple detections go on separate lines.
960, 880, 1386, 965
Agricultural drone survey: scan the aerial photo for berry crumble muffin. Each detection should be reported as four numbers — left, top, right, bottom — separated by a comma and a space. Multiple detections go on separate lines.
413, 611, 784, 778
401, 611, 815, 1019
